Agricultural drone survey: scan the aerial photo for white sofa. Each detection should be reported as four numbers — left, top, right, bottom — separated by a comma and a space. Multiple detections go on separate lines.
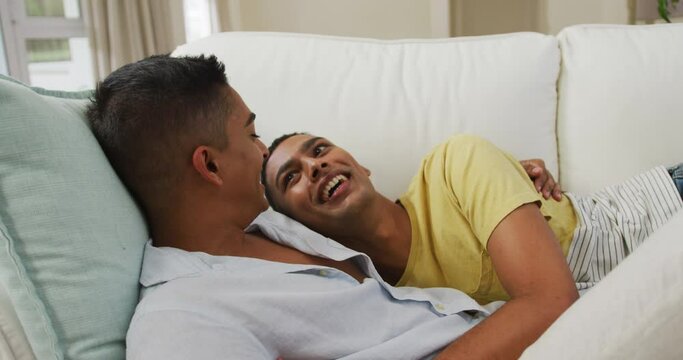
1, 24, 683, 359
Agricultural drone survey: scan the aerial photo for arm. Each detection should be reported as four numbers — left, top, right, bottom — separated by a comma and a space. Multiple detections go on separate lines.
436, 203, 578, 359
520, 159, 563, 201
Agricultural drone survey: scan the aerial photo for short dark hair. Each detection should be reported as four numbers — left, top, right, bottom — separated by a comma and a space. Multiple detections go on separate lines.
261, 132, 308, 211
87, 54, 231, 214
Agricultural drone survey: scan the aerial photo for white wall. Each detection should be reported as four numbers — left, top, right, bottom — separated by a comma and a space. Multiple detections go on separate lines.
227, 0, 636, 40
542, 0, 630, 34
230, 0, 439, 39
451, 0, 632, 36
451, 0, 539, 36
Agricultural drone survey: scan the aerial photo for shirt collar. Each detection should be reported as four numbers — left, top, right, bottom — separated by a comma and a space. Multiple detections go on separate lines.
139, 240, 340, 287
247, 209, 363, 261
139, 209, 366, 287
138, 209, 494, 316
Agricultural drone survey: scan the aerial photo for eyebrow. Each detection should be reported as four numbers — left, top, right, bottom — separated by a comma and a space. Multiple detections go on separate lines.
275, 136, 323, 190
244, 112, 256, 127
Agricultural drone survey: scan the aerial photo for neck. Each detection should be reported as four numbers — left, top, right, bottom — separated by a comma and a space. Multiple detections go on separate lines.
331, 195, 412, 284
150, 211, 248, 256
147, 193, 253, 256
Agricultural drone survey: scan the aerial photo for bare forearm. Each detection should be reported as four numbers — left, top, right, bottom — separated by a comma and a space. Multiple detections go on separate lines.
436, 203, 579, 359
436, 293, 577, 360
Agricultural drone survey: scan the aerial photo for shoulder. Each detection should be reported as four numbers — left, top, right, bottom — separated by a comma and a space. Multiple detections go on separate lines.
425, 134, 504, 170
442, 134, 499, 156
426, 134, 499, 160
127, 304, 271, 359
446, 133, 491, 147
127, 275, 268, 356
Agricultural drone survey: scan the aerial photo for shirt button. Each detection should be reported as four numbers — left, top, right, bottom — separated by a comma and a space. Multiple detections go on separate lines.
435, 304, 445, 311
319, 269, 329, 276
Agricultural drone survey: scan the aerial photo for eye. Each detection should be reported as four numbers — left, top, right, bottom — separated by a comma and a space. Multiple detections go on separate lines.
251, 133, 261, 139
283, 172, 297, 188
313, 144, 327, 156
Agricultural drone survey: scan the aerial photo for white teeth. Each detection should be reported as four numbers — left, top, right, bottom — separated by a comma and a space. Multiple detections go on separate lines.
321, 174, 348, 202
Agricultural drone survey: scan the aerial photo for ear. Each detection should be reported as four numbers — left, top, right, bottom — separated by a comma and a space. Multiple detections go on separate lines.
361, 165, 371, 177
191, 146, 223, 186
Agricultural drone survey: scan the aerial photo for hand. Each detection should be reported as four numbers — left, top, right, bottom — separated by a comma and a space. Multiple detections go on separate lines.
520, 159, 562, 201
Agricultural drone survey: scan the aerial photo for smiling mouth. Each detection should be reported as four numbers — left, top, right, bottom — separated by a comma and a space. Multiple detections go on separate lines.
320, 174, 349, 203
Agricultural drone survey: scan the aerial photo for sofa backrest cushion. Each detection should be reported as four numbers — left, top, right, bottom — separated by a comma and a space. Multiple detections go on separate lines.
557, 24, 683, 195
173, 32, 561, 200
0, 75, 148, 360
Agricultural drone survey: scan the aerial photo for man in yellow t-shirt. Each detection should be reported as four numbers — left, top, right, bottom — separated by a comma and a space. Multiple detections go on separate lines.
395, 135, 578, 304
394, 135, 683, 302
263, 132, 682, 357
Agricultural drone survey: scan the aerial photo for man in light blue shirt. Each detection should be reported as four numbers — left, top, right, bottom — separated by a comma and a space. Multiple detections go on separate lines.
127, 209, 502, 359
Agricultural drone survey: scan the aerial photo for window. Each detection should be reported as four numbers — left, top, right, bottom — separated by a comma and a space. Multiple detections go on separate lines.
1, 0, 220, 89
183, 0, 219, 43
0, 26, 8, 75
0, 0, 94, 90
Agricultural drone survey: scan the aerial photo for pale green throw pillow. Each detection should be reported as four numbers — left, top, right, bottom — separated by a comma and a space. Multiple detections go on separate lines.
0, 75, 148, 359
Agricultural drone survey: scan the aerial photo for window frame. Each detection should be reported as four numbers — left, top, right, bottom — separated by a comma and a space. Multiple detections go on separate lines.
0, 0, 87, 83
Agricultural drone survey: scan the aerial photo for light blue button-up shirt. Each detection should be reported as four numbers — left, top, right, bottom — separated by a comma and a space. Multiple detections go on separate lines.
126, 209, 503, 360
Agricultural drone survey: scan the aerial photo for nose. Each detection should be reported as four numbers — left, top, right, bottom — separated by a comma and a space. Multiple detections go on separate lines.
257, 139, 269, 159
305, 158, 328, 181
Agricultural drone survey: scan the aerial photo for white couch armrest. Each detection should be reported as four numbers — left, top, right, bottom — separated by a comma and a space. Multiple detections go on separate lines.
521, 209, 683, 359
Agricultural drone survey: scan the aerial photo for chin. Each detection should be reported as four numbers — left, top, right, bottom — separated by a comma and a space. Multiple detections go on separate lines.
335, 191, 369, 214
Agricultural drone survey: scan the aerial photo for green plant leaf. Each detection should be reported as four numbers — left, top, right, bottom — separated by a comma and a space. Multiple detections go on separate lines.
659, 0, 672, 23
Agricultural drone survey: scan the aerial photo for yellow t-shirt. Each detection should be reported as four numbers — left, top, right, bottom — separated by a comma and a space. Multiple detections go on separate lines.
397, 134, 577, 304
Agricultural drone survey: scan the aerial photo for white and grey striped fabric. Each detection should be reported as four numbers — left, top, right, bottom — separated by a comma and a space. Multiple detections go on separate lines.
565, 166, 683, 291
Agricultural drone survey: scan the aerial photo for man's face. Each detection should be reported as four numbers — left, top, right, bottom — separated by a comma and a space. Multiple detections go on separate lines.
264, 134, 375, 235
217, 87, 270, 216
